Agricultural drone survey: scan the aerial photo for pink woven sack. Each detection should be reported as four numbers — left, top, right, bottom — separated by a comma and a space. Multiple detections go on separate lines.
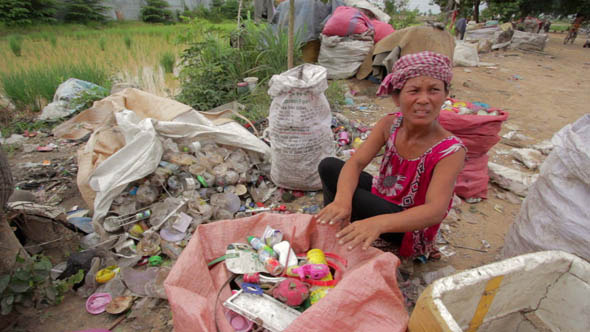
322, 6, 374, 37
439, 109, 509, 199
164, 213, 409, 331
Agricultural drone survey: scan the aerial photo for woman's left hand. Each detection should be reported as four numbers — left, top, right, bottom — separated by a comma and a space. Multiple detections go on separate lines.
336, 219, 382, 251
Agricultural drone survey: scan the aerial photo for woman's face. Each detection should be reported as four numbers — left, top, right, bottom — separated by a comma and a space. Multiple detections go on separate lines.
393, 76, 448, 126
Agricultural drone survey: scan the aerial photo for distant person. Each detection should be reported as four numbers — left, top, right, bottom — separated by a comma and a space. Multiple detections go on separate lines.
544, 20, 551, 33
455, 17, 467, 40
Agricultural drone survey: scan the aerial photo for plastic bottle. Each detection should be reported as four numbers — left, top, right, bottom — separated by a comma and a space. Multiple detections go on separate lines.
136, 184, 159, 204
247, 236, 277, 258
257, 249, 284, 276
306, 249, 333, 304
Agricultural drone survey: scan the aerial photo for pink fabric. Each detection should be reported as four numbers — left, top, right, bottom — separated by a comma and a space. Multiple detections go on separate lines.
371, 19, 395, 43
371, 114, 465, 258
322, 6, 374, 37
164, 213, 408, 332
439, 106, 509, 199
377, 51, 453, 96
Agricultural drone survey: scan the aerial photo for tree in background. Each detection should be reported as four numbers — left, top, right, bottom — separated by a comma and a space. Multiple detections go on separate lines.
385, 0, 420, 29
63, 0, 108, 23
141, 0, 173, 23
0, 0, 57, 26
438, 0, 590, 23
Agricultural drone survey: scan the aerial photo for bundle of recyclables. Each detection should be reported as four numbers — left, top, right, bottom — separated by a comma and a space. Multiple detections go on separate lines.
218, 227, 346, 332
164, 213, 409, 332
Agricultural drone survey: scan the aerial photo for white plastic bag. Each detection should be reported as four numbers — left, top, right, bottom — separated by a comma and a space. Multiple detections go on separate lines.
318, 32, 374, 79
268, 64, 334, 190
39, 78, 107, 120
503, 115, 590, 260
453, 41, 479, 67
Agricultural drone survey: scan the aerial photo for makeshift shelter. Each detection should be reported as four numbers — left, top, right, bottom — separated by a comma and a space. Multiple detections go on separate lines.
356, 25, 455, 81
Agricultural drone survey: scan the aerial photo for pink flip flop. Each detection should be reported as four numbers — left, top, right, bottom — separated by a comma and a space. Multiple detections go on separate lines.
86, 293, 112, 315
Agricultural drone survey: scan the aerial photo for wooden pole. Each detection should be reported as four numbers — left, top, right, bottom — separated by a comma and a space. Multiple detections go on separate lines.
287, 0, 295, 69
236, 0, 243, 49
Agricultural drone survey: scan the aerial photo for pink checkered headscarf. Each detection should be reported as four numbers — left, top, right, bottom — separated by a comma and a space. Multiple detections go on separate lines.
376, 51, 452, 96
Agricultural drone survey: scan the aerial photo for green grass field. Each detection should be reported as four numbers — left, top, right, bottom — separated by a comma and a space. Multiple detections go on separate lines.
0, 20, 236, 112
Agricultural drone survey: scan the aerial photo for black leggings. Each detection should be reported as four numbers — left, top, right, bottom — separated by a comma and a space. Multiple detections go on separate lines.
318, 157, 405, 243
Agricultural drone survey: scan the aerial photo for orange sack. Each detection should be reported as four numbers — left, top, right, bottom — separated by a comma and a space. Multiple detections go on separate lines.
164, 213, 409, 331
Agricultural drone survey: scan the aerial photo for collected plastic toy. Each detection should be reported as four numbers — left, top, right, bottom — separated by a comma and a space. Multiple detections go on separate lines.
306, 249, 333, 304
272, 278, 309, 307
291, 264, 330, 281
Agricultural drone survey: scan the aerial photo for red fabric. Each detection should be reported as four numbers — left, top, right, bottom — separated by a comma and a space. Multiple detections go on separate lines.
439, 107, 509, 199
165, 213, 409, 332
377, 51, 453, 96
371, 113, 465, 258
322, 6, 373, 37
371, 19, 395, 43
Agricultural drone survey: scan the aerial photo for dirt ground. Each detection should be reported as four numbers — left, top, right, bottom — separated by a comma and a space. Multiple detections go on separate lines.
2, 32, 589, 331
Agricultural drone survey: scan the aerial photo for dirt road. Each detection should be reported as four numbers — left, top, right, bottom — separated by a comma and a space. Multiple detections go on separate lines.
4, 32, 589, 331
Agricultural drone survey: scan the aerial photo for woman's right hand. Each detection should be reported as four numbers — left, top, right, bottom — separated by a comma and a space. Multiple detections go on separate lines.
315, 200, 352, 225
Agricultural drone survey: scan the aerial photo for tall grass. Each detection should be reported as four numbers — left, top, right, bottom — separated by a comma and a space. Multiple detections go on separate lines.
99, 36, 106, 51
124, 35, 132, 49
8, 35, 23, 57
0, 63, 111, 111
159, 52, 175, 73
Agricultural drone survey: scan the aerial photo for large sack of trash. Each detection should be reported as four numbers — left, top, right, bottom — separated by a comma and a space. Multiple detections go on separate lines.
453, 41, 479, 67
318, 32, 374, 79
321, 6, 373, 37
371, 19, 395, 43
165, 212, 409, 332
439, 99, 509, 199
509, 30, 548, 51
268, 64, 334, 189
503, 115, 590, 261
53, 88, 271, 235
357, 25, 455, 81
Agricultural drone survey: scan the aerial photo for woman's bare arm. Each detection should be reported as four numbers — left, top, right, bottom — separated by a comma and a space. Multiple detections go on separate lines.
336, 147, 466, 250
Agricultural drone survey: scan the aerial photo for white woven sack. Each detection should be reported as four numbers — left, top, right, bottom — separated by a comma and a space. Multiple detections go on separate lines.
503, 115, 590, 260
268, 64, 334, 190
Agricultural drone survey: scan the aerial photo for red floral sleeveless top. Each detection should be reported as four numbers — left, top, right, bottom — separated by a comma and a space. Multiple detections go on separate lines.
371, 113, 465, 258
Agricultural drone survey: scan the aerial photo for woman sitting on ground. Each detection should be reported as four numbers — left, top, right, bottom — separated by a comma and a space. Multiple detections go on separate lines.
316, 51, 466, 260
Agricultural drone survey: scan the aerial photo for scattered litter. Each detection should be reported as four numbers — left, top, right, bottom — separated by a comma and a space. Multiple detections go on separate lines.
502, 131, 531, 141
488, 162, 538, 197
0, 134, 25, 145
495, 190, 522, 204
531, 139, 554, 155
493, 204, 504, 214
422, 266, 456, 284
37, 143, 58, 152
438, 245, 456, 257
510, 148, 544, 170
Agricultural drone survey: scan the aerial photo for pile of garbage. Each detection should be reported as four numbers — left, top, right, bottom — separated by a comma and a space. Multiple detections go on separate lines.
216, 226, 345, 331
441, 99, 501, 116
331, 113, 371, 159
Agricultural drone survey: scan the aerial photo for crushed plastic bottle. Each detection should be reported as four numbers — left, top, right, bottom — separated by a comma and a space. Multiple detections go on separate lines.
136, 183, 159, 204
